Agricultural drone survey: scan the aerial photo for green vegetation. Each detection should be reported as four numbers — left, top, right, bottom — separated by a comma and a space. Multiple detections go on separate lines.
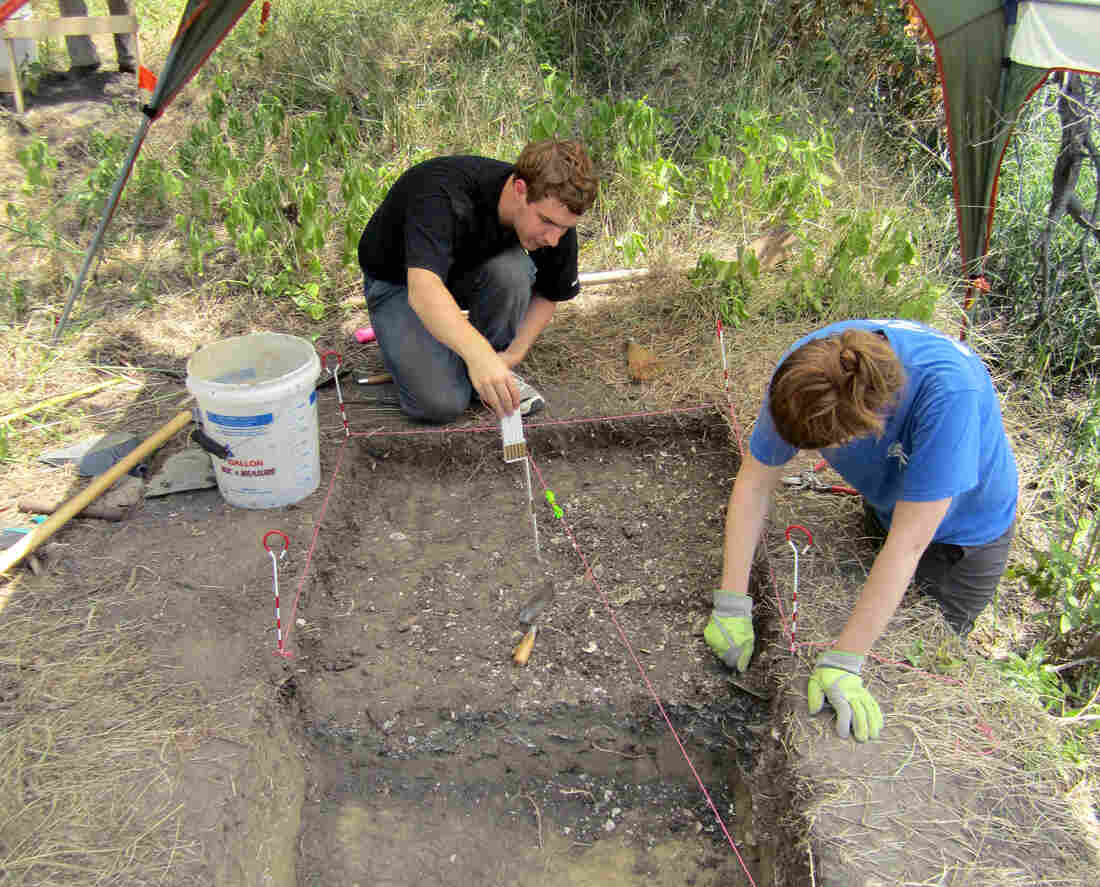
1, 0, 1098, 729
983, 75, 1100, 381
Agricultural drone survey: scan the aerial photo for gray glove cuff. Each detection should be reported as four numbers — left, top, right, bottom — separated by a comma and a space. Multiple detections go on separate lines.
712, 591, 753, 620
817, 650, 865, 675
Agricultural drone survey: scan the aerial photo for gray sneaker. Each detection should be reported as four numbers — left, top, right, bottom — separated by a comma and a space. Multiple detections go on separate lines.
512, 372, 545, 416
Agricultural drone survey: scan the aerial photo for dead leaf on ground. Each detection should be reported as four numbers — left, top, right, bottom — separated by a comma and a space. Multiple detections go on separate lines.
626, 341, 663, 382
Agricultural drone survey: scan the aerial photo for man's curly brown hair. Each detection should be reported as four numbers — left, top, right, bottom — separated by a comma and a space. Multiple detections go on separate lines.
514, 140, 598, 215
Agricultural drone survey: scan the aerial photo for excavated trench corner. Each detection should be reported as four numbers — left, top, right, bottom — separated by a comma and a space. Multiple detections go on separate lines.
254, 409, 810, 886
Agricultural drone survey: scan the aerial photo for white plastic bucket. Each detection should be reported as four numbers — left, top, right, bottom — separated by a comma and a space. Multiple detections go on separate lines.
186, 332, 321, 509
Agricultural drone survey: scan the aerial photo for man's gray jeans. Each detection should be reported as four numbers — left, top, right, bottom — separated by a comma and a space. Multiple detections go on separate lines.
58, 0, 137, 69
364, 246, 536, 423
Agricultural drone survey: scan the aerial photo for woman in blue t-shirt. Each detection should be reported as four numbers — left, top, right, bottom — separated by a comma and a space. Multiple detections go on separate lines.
705, 320, 1017, 742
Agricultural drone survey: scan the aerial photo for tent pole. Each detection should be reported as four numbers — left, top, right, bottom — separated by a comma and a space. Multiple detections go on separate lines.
52, 115, 153, 344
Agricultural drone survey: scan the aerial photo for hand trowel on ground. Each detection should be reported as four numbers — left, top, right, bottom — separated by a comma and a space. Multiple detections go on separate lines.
145, 448, 218, 497
513, 580, 555, 666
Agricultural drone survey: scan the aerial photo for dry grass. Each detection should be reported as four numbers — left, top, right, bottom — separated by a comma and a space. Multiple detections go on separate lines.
0, 570, 231, 885
539, 264, 805, 421
765, 520, 1100, 884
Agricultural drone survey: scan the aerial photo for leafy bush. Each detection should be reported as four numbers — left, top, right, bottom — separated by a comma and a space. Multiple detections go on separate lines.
1012, 398, 1100, 645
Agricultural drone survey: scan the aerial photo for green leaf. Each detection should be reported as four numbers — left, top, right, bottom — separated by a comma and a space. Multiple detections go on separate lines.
742, 247, 760, 279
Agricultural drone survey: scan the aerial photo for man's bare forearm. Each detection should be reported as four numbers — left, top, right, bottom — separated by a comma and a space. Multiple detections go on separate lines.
502, 295, 556, 367
406, 267, 493, 364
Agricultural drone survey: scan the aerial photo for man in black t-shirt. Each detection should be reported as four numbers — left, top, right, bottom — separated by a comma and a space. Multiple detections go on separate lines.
358, 140, 598, 423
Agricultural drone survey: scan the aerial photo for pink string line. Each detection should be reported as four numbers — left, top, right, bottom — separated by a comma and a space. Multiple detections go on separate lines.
305, 329, 997, 841
527, 454, 757, 887
307, 378, 756, 879
278, 434, 358, 652
264, 334, 997, 868
273, 385, 757, 879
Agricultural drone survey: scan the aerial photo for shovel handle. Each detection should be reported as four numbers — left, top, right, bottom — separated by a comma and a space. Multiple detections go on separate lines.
512, 626, 537, 666
0, 410, 193, 577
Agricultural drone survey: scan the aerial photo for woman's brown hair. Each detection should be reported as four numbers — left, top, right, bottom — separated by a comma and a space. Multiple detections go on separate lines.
514, 140, 598, 215
768, 328, 906, 449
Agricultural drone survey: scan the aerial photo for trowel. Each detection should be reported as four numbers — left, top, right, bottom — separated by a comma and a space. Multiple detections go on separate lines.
40, 431, 145, 477
513, 580, 555, 666
145, 448, 218, 497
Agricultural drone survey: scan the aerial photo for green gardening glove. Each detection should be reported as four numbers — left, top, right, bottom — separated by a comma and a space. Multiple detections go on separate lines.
703, 591, 754, 673
807, 650, 883, 742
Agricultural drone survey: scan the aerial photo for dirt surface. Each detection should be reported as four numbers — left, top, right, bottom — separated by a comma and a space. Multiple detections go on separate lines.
20, 380, 796, 886
0, 63, 801, 877
1, 66, 144, 129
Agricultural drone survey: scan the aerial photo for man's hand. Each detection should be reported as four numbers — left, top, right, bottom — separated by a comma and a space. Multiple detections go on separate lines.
466, 345, 520, 417
807, 650, 883, 742
703, 591, 754, 673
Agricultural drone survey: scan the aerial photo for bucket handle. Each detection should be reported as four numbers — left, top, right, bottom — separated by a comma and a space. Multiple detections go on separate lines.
190, 408, 232, 460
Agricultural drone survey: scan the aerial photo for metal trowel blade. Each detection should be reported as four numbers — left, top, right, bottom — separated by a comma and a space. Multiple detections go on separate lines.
145, 448, 218, 497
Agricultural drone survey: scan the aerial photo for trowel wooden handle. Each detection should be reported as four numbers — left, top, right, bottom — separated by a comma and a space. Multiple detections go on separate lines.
512, 626, 537, 666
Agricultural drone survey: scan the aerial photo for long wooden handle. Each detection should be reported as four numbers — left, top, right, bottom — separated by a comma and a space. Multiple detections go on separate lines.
19, 499, 125, 521
0, 410, 193, 576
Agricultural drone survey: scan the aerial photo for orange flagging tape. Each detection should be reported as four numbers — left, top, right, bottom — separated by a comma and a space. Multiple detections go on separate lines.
137, 66, 157, 92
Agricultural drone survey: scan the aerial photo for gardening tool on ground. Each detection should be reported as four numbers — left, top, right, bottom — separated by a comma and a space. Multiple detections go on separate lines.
513, 582, 554, 666
144, 448, 217, 498
0, 410, 194, 579
782, 469, 859, 496
320, 351, 351, 437
40, 431, 145, 476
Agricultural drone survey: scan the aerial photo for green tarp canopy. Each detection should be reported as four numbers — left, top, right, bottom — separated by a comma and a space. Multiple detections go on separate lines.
53, 0, 257, 340
0, 0, 259, 340
909, 0, 1100, 295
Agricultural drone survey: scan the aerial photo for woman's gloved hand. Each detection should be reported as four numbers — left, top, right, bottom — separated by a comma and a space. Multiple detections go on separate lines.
807, 650, 883, 742
703, 591, 754, 673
